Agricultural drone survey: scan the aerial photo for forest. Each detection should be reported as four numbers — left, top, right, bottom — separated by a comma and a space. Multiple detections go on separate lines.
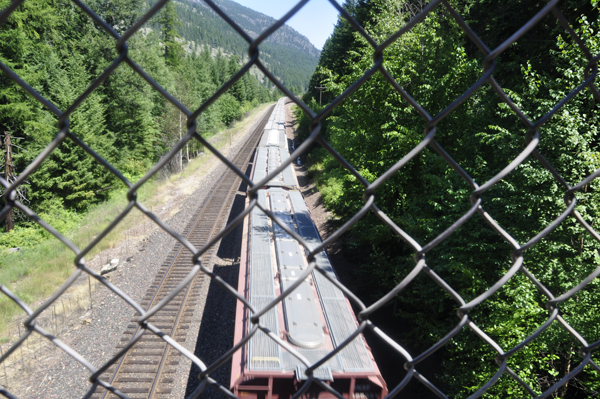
299, 0, 600, 397
0, 0, 279, 246
164, 0, 320, 94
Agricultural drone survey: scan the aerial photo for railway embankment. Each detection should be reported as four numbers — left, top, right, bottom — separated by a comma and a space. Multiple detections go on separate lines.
3, 103, 272, 399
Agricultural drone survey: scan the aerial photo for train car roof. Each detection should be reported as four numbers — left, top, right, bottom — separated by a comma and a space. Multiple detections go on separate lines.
247, 188, 376, 380
258, 129, 287, 149
252, 147, 297, 187
262, 98, 287, 138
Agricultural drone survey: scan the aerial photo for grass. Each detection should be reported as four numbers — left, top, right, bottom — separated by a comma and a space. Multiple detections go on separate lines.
0, 102, 272, 339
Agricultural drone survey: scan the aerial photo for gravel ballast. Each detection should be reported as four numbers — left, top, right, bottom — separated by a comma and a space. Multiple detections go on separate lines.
8, 106, 271, 399
9, 100, 355, 399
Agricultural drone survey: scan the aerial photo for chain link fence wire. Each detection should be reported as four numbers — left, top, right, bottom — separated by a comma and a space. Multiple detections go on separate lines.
1, 0, 600, 397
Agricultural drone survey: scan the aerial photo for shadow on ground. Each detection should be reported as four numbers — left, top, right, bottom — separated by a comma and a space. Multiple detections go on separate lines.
184, 162, 253, 398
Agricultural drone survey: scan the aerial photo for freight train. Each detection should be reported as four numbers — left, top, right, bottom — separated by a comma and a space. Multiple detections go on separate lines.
231, 98, 387, 399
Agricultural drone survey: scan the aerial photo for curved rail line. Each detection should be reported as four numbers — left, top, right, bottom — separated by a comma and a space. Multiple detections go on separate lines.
91, 104, 275, 399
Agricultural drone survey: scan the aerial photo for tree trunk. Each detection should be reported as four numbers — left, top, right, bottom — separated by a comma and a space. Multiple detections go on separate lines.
558, 343, 574, 398
179, 111, 183, 172
4, 132, 14, 232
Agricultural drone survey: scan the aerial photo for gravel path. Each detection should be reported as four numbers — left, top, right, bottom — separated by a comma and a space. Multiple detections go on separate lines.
7, 106, 271, 399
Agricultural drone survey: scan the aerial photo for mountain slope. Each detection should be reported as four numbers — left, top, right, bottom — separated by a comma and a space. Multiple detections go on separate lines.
172, 0, 320, 91
208, 0, 319, 58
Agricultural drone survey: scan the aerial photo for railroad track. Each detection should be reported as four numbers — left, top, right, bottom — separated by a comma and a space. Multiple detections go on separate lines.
91, 104, 275, 399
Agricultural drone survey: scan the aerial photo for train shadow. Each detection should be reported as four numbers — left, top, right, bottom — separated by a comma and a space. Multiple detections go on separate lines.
184, 162, 253, 398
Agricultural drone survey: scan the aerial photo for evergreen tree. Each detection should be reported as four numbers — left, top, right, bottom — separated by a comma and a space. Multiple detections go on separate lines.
159, 1, 184, 67
243, 72, 256, 103
0, 0, 273, 219
89, 0, 145, 33
213, 49, 228, 86
228, 55, 246, 103
304, 0, 373, 104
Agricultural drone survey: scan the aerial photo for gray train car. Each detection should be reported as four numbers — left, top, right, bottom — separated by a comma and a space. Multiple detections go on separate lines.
231, 99, 387, 399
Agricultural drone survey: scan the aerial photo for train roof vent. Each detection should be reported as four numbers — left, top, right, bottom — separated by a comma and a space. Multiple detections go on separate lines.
295, 364, 333, 381
283, 280, 324, 348
267, 129, 280, 146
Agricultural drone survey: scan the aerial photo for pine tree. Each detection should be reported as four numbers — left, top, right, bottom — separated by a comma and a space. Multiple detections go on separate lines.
213, 49, 228, 86
159, 1, 184, 67
228, 55, 246, 103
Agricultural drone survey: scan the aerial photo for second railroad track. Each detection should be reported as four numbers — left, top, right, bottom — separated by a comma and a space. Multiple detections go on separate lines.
91, 104, 275, 399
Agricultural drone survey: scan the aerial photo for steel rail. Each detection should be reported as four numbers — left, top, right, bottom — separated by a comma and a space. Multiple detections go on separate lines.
94, 104, 274, 399
145, 105, 276, 399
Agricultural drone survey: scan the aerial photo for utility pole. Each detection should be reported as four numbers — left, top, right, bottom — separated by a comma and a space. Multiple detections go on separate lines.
315, 85, 326, 105
3, 132, 14, 232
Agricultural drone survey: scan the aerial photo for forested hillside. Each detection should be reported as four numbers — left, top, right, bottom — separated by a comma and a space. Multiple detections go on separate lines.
300, 0, 600, 397
0, 0, 278, 244
157, 0, 320, 93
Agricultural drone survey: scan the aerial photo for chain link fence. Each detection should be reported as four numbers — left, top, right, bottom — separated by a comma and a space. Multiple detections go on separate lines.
1, 0, 600, 397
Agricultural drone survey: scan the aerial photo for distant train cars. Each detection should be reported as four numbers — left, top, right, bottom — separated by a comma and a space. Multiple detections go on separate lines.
231, 98, 387, 399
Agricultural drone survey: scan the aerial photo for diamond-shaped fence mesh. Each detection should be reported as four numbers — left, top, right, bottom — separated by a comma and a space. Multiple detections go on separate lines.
1, 0, 600, 397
